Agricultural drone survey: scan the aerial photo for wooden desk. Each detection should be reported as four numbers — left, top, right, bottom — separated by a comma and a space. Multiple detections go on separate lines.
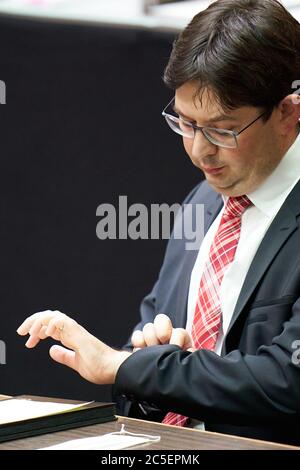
0, 414, 298, 450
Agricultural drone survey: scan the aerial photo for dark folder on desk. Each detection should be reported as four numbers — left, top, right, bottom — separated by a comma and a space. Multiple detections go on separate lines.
0, 395, 116, 443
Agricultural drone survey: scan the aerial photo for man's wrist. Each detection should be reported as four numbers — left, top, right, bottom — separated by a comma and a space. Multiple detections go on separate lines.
112, 350, 132, 383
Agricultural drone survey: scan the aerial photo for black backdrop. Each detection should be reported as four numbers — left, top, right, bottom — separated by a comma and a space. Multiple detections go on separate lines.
0, 15, 200, 402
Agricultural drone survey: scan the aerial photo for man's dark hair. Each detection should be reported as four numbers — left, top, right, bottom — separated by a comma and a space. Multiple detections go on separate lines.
164, 0, 300, 119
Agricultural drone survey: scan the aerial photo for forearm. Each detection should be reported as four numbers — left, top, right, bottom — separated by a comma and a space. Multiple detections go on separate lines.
115, 343, 300, 425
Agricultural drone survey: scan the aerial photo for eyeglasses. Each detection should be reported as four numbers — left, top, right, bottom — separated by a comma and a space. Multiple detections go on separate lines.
162, 97, 267, 149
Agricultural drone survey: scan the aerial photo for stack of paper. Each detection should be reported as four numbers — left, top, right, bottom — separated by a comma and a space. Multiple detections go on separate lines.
0, 395, 116, 443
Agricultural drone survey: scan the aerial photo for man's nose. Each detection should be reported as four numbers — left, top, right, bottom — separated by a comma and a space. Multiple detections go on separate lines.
191, 130, 218, 159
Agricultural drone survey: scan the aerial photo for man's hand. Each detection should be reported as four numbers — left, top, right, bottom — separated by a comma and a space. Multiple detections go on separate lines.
131, 314, 195, 352
17, 310, 131, 385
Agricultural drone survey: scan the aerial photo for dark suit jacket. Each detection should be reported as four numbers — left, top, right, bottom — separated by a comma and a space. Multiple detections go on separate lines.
114, 179, 300, 445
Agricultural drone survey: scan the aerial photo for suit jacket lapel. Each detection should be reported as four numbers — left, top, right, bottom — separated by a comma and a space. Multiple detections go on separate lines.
226, 187, 300, 339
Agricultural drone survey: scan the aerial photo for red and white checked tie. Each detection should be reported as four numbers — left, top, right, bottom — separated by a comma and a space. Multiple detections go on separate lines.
162, 195, 252, 427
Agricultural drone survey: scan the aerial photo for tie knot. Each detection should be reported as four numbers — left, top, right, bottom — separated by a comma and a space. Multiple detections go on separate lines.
224, 195, 252, 218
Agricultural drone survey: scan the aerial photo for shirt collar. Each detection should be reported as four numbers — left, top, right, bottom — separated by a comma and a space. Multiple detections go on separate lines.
246, 131, 300, 217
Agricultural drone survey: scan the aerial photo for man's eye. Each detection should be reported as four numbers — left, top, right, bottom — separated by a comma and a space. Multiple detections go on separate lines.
179, 118, 194, 129
214, 129, 232, 135
179, 117, 193, 126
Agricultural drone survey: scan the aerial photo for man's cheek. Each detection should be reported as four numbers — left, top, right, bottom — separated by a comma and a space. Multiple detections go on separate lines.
182, 138, 194, 159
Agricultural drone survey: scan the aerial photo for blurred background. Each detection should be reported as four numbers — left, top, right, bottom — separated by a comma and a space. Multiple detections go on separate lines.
0, 0, 299, 403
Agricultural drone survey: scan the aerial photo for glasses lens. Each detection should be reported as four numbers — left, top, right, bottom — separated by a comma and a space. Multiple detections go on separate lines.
203, 128, 237, 148
164, 115, 194, 138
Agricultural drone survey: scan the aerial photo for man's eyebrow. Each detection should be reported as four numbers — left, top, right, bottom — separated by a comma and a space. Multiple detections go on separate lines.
173, 105, 238, 124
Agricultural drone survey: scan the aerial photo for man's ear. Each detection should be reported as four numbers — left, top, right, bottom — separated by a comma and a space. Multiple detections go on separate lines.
276, 94, 300, 135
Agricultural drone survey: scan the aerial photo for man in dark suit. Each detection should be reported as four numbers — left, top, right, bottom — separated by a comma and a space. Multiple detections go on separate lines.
18, 0, 300, 445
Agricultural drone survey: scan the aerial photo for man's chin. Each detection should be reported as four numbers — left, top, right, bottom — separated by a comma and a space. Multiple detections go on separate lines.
205, 177, 244, 197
